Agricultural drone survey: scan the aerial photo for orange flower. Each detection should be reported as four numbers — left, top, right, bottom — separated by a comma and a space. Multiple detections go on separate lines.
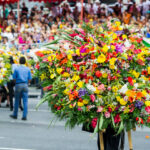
69, 94, 74, 101
56, 54, 63, 60
60, 58, 68, 65
92, 64, 97, 70
136, 92, 144, 99
129, 97, 134, 103
73, 91, 78, 97
91, 53, 96, 59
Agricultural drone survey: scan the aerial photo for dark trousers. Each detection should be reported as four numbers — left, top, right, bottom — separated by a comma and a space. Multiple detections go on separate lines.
7, 81, 23, 110
97, 126, 124, 150
7, 81, 14, 109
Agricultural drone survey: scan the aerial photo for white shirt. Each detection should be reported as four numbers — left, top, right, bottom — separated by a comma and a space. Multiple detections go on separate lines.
142, 1, 150, 15
93, 3, 99, 14
76, 2, 85, 12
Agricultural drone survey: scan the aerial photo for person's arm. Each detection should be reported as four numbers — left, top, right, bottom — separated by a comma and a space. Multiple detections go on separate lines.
28, 69, 32, 83
13, 69, 17, 83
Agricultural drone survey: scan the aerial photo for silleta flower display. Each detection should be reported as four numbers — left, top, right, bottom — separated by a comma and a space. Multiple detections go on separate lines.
35, 20, 150, 134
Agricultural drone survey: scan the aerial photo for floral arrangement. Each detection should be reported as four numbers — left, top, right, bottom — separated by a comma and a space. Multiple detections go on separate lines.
35, 21, 150, 134
0, 51, 12, 85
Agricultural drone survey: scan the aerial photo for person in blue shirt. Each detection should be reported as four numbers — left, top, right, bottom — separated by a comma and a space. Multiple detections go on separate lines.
10, 56, 32, 120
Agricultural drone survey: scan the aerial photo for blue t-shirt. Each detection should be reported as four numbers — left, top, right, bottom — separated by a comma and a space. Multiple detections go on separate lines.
13, 65, 32, 84
146, 32, 150, 38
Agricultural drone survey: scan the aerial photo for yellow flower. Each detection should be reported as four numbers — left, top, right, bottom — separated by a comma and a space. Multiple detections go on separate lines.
120, 98, 127, 105
83, 100, 89, 105
64, 89, 69, 95
112, 33, 117, 40
50, 74, 55, 79
109, 58, 116, 65
124, 106, 130, 113
72, 75, 80, 82
67, 54, 72, 60
115, 21, 121, 26
102, 45, 109, 53
112, 86, 118, 93
95, 88, 100, 94
142, 90, 147, 97
76, 49, 80, 56
56, 68, 63, 74
148, 67, 150, 74
145, 101, 150, 107
78, 102, 84, 107
59, 24, 63, 29
132, 70, 140, 78
109, 65, 115, 70
102, 73, 108, 78
122, 34, 127, 40
77, 81, 83, 88
48, 56, 52, 62
40, 74, 46, 81
97, 54, 106, 63
62, 72, 70, 77
5, 63, 11, 69
111, 45, 115, 50
116, 96, 121, 102
69, 104, 73, 108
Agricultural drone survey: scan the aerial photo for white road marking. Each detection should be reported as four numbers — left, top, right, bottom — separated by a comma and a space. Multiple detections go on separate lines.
0, 148, 34, 150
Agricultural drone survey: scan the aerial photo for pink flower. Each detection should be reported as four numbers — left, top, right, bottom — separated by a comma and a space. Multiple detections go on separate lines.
91, 118, 98, 129
105, 112, 110, 118
78, 107, 82, 111
90, 94, 96, 102
98, 84, 105, 91
107, 86, 111, 91
145, 106, 150, 114
43, 58, 48, 62
97, 106, 103, 112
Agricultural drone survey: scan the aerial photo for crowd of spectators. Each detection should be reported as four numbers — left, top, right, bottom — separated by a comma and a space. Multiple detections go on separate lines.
0, 0, 150, 53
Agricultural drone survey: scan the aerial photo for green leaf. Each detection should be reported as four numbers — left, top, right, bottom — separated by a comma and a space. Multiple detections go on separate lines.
117, 121, 124, 135
111, 115, 116, 128
99, 114, 104, 130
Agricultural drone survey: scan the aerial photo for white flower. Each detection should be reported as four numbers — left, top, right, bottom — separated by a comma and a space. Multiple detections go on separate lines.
146, 94, 150, 100
134, 83, 138, 89
86, 84, 96, 92
119, 84, 128, 94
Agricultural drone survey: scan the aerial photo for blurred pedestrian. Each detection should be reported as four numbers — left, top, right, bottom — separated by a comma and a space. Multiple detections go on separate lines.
10, 56, 32, 120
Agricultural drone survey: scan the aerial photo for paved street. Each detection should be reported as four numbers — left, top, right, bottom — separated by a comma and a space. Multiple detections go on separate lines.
0, 87, 150, 150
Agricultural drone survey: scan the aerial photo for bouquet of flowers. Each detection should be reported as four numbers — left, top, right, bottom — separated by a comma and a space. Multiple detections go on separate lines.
35, 21, 150, 134
0, 51, 12, 85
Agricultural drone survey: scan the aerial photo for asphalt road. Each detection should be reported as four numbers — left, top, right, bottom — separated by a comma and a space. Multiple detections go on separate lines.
0, 87, 149, 150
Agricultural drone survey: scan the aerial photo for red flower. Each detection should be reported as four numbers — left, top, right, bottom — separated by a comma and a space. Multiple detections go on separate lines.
91, 118, 98, 128
95, 71, 102, 78
145, 106, 150, 114
108, 107, 112, 113
141, 118, 144, 124
90, 94, 96, 102
114, 114, 121, 124
142, 70, 148, 76
136, 117, 139, 121
35, 64, 40, 70
147, 117, 150, 123
137, 59, 145, 66
128, 77, 134, 86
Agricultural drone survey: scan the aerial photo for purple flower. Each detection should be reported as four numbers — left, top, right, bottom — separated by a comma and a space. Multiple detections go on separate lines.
135, 101, 144, 109
80, 48, 86, 53
116, 44, 123, 53
78, 88, 88, 98
146, 57, 150, 61
128, 56, 133, 61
